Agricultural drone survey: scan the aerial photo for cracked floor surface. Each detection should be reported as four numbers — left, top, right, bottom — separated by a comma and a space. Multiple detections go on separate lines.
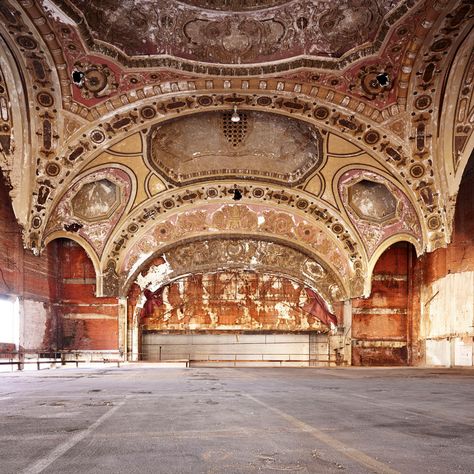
1, 366, 474, 473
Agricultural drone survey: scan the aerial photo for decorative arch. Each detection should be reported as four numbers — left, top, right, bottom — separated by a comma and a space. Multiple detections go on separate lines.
334, 166, 424, 258
126, 266, 339, 362
27, 90, 419, 249
436, 30, 474, 239
122, 236, 348, 308
99, 180, 365, 275
367, 233, 422, 290
405, 0, 474, 251
43, 233, 101, 282
117, 202, 355, 280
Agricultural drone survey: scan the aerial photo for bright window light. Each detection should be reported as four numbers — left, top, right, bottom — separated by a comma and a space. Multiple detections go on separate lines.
0, 297, 19, 348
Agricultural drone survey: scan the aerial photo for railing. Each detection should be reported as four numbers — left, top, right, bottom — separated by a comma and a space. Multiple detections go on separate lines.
140, 352, 333, 366
0, 350, 339, 371
0, 350, 123, 371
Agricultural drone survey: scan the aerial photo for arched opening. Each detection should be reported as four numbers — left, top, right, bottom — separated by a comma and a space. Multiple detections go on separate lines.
53, 238, 120, 355
126, 264, 343, 367
352, 241, 418, 366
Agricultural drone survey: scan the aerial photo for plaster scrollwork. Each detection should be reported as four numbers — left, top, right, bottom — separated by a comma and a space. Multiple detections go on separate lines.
27, 91, 420, 252
116, 203, 358, 297
100, 183, 365, 283
407, 0, 474, 250
127, 237, 347, 309
44, 167, 134, 257
338, 169, 423, 259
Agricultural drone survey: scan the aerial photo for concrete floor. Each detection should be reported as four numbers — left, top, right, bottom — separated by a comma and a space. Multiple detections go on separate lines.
1, 366, 474, 474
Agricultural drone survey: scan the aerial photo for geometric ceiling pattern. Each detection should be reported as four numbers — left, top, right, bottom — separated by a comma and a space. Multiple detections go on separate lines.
0, 0, 473, 304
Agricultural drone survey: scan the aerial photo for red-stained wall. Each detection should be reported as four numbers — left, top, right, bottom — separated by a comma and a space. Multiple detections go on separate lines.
0, 172, 59, 351
55, 240, 119, 351
411, 157, 474, 366
417, 161, 474, 284
352, 243, 413, 366
0, 172, 119, 353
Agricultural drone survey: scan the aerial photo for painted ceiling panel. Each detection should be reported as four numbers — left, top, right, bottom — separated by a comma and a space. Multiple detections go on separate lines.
147, 111, 323, 185
61, 0, 404, 63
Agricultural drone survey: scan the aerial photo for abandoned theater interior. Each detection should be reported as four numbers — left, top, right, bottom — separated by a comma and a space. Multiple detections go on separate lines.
0, 0, 473, 369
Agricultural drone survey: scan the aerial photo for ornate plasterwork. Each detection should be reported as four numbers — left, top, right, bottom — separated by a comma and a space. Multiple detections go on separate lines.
129, 237, 347, 306
103, 180, 364, 269
71, 178, 121, 222
45, 168, 132, 256
147, 110, 323, 186
178, 0, 293, 11
29, 90, 421, 251
53, 0, 405, 66
119, 203, 356, 292
452, 47, 474, 174
407, 0, 474, 248
339, 169, 422, 258
0, 0, 470, 302
10, 0, 445, 114
0, 63, 12, 158
0, 0, 67, 236
348, 181, 398, 225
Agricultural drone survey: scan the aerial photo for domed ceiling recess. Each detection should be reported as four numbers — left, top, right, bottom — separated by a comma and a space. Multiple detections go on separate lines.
147, 111, 323, 185
0, 0, 472, 303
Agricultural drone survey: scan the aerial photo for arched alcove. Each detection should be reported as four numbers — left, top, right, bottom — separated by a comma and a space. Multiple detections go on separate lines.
351, 241, 418, 367
52, 238, 119, 352
123, 238, 347, 366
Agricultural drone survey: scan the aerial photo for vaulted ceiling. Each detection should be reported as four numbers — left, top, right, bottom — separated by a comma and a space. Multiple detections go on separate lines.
0, 0, 472, 305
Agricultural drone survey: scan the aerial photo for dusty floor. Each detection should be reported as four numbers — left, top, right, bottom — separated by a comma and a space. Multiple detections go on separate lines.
1, 366, 473, 474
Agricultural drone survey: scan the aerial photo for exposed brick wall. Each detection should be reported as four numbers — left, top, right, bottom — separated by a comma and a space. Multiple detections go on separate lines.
352, 243, 412, 366
0, 171, 58, 351
412, 158, 474, 366
418, 162, 474, 283
0, 172, 119, 352
55, 240, 119, 350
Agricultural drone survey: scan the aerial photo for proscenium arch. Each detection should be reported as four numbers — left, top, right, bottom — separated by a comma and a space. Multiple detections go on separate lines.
121, 235, 349, 308
126, 266, 339, 363
114, 201, 357, 278
119, 231, 353, 300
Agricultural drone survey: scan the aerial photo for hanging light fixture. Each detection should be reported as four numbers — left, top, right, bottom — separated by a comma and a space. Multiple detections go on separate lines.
231, 104, 240, 123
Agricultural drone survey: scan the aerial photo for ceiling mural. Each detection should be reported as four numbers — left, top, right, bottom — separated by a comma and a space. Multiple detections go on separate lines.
0, 0, 472, 301
53, 0, 404, 64
338, 169, 422, 258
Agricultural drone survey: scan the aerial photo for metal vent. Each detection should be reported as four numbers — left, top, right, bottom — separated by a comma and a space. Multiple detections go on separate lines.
222, 111, 248, 147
